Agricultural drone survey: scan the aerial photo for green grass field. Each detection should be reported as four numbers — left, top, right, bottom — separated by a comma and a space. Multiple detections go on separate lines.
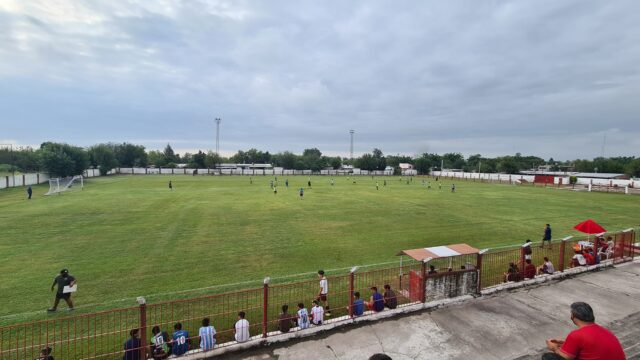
0, 175, 638, 325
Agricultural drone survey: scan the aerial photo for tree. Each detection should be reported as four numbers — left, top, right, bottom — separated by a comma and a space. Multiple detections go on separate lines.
190, 151, 206, 168
355, 153, 378, 171
625, 158, 640, 178
88, 144, 118, 175
39, 142, 89, 177
442, 153, 465, 169
147, 150, 165, 167
163, 144, 178, 164
204, 151, 222, 168
497, 157, 519, 174
272, 151, 297, 169
302, 148, 325, 171
372, 148, 386, 170
114, 143, 148, 167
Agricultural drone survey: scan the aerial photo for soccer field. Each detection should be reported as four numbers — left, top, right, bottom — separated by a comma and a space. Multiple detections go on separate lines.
0, 175, 638, 324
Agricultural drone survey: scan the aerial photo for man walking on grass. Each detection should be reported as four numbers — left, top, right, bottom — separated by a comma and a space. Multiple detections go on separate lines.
541, 224, 552, 249
48, 269, 76, 312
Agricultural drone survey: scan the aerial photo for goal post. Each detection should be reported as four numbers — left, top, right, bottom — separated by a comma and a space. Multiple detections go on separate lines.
44, 175, 84, 196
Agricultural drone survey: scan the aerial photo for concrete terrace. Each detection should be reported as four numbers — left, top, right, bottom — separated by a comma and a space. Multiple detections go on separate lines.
213, 261, 640, 360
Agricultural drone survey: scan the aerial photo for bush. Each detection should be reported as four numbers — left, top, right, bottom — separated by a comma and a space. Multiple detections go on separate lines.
569, 176, 577, 185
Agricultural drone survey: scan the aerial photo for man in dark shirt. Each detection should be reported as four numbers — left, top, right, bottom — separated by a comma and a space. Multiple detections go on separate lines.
123, 329, 141, 360
27, 186, 33, 200
278, 304, 295, 333
383, 284, 397, 309
541, 224, 552, 248
47, 269, 76, 312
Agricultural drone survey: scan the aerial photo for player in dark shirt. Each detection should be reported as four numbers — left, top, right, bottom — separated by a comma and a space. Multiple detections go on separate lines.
47, 269, 76, 312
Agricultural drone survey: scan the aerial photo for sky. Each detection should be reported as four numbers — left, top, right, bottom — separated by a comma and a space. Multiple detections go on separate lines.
1, 1, 639, 160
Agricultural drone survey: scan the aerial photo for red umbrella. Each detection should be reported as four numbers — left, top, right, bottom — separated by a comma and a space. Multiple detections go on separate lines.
574, 219, 606, 234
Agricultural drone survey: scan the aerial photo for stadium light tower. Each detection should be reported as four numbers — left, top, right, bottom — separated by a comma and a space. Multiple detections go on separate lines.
349, 129, 355, 160
215, 118, 221, 154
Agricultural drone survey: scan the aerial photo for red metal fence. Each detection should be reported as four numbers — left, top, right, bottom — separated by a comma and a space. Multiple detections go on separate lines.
0, 229, 635, 359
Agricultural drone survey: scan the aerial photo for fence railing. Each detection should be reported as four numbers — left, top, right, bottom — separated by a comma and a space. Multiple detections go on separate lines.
0, 229, 635, 360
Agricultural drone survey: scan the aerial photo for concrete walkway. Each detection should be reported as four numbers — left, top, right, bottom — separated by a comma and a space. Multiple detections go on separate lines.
217, 261, 640, 360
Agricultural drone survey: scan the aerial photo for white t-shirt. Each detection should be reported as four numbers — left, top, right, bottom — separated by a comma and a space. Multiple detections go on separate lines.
297, 308, 310, 329
544, 261, 555, 274
234, 319, 250, 342
311, 305, 324, 325
319, 278, 328, 295
573, 254, 586, 266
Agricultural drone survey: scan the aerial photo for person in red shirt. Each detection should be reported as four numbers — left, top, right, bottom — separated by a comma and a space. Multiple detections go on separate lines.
543, 302, 626, 360
583, 250, 596, 266
524, 259, 536, 279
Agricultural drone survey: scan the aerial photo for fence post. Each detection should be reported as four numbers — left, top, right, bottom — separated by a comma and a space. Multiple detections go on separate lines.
262, 277, 270, 338
559, 238, 568, 272
137, 298, 147, 360
475, 252, 483, 294
519, 247, 525, 276
349, 268, 356, 318
421, 261, 427, 303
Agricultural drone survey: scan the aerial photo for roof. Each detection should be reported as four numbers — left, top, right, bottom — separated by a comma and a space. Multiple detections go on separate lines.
519, 171, 627, 179
397, 243, 479, 262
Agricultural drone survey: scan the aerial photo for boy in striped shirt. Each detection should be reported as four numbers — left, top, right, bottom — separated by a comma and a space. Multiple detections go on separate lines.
297, 303, 310, 329
199, 317, 216, 351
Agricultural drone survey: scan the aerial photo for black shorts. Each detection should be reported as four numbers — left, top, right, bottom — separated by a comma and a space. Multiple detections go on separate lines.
56, 293, 71, 300
318, 294, 327, 302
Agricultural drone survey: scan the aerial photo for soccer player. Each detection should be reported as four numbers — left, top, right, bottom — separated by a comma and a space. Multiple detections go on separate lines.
541, 224, 552, 249
27, 185, 32, 199
311, 300, 324, 325
297, 303, 310, 329
285, 179, 289, 188
199, 317, 216, 351
47, 269, 76, 312
299, 187, 304, 199
168, 180, 172, 190
376, 182, 379, 190
273, 186, 277, 195
171, 323, 189, 356
308, 179, 312, 188
451, 183, 456, 193
234, 311, 250, 342
317, 270, 331, 316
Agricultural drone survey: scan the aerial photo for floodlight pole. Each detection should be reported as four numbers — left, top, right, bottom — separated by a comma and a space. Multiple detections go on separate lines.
215, 118, 221, 155
349, 130, 355, 161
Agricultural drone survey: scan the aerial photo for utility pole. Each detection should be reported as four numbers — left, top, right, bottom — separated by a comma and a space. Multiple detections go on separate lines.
349, 130, 355, 161
215, 118, 221, 155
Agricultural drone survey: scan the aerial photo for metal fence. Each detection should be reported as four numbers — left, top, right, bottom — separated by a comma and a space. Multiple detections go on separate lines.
0, 229, 635, 359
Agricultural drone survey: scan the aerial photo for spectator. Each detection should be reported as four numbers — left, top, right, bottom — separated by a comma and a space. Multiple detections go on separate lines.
36, 346, 53, 360
171, 322, 190, 356
541, 224, 552, 249
583, 249, 596, 265
537, 257, 555, 275
150, 326, 170, 359
297, 303, 310, 329
351, 292, 365, 316
366, 287, 385, 312
310, 300, 324, 325
543, 302, 625, 360
47, 269, 76, 312
428, 265, 437, 275
523, 239, 533, 260
503, 262, 521, 282
278, 304, 295, 333
524, 259, 536, 279
369, 354, 392, 360
383, 284, 397, 310
199, 317, 216, 351
571, 251, 587, 267
317, 270, 331, 316
123, 329, 141, 360
234, 311, 250, 342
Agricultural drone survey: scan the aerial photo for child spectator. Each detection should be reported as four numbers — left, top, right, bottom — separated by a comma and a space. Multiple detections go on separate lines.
367, 287, 385, 312
571, 251, 587, 267
383, 284, 397, 309
583, 249, 596, 265
150, 326, 170, 359
234, 311, 250, 343
537, 257, 555, 275
199, 317, 216, 351
524, 259, 536, 279
278, 304, 294, 333
428, 265, 437, 275
123, 329, 141, 360
36, 346, 53, 360
171, 323, 189, 356
317, 270, 331, 316
297, 303, 310, 329
523, 239, 533, 260
503, 262, 521, 282
351, 292, 365, 316
311, 300, 324, 325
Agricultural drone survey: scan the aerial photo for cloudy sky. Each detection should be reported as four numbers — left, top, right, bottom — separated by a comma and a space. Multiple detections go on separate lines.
1, 1, 639, 160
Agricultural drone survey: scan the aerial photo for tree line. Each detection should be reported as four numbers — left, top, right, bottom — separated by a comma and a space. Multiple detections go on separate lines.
1, 142, 639, 178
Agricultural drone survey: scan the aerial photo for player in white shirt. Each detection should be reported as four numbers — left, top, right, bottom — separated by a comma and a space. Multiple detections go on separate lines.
234, 311, 250, 342
317, 270, 331, 316
297, 303, 310, 329
311, 300, 324, 325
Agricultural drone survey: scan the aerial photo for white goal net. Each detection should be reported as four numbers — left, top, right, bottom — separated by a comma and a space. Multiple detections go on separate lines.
45, 175, 84, 195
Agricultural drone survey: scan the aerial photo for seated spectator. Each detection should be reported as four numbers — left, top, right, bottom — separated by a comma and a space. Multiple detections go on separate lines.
297, 303, 310, 329
503, 262, 521, 282
123, 329, 141, 360
36, 346, 54, 360
171, 322, 190, 356
537, 257, 555, 275
150, 326, 170, 359
234, 311, 250, 343
571, 252, 587, 267
542, 302, 625, 360
278, 304, 295, 333
427, 265, 437, 275
310, 300, 324, 325
583, 249, 596, 265
366, 287, 385, 312
524, 259, 536, 279
199, 317, 216, 351
351, 292, 365, 316
523, 239, 533, 260
383, 284, 397, 310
